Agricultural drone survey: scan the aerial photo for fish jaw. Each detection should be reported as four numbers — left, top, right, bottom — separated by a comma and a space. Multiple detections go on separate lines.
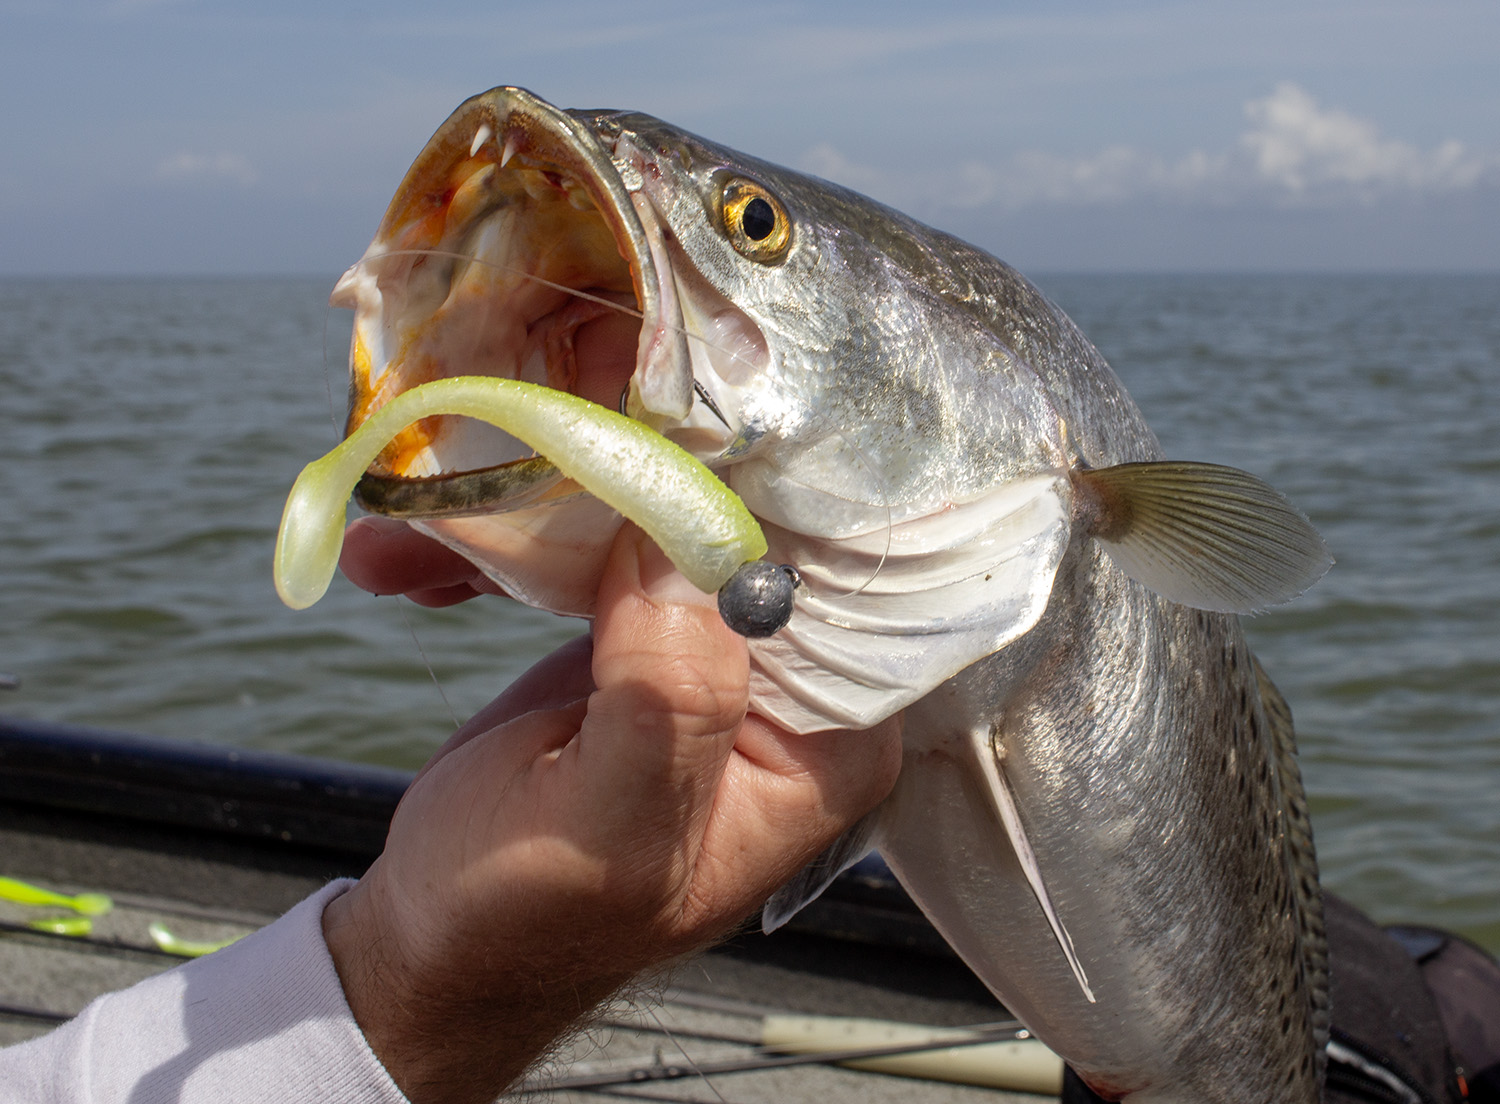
326, 87, 746, 613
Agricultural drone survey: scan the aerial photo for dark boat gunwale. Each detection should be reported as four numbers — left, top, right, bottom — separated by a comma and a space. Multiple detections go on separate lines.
0, 714, 951, 953
0, 715, 410, 858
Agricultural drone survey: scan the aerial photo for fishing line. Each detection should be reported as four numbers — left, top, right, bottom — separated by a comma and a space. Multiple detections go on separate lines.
332, 247, 897, 601
319, 289, 350, 441
395, 596, 461, 731
639, 1003, 731, 1104
320, 267, 465, 734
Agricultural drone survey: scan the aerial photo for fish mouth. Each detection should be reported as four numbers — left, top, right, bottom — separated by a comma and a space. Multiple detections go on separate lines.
330, 86, 698, 519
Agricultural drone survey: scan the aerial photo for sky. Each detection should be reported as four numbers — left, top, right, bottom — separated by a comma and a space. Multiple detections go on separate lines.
1, 0, 1496, 275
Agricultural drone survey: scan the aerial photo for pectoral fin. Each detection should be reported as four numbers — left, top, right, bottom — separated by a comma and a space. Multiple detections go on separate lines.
762, 806, 884, 933
966, 727, 1096, 1004
1074, 461, 1332, 614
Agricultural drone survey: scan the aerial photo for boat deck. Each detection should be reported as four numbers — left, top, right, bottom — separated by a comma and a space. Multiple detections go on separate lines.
0, 717, 1051, 1102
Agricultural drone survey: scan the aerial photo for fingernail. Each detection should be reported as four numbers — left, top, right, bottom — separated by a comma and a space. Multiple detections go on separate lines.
635, 531, 716, 606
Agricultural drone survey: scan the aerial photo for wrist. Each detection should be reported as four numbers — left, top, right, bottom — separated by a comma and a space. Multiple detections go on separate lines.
321, 865, 628, 1104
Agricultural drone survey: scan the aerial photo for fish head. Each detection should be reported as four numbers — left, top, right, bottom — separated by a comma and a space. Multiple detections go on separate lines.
331, 87, 1076, 732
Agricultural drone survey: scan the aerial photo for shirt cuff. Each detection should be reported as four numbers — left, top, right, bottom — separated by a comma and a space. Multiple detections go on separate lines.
0, 879, 409, 1103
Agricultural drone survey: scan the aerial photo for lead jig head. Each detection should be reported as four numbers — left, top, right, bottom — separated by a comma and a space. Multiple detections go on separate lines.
718, 561, 801, 638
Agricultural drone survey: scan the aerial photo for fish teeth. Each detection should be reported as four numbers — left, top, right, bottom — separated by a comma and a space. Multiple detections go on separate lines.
469, 124, 492, 158
499, 133, 519, 169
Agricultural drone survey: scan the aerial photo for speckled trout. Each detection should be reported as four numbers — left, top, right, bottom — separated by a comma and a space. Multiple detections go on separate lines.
327, 87, 1332, 1102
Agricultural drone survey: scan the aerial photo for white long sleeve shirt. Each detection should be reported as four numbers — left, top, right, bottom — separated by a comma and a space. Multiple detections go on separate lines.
0, 881, 408, 1102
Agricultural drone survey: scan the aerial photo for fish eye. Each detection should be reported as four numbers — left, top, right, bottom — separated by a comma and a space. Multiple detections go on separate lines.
721, 179, 791, 263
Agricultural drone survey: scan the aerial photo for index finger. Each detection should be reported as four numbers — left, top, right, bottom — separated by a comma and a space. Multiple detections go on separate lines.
339, 517, 505, 606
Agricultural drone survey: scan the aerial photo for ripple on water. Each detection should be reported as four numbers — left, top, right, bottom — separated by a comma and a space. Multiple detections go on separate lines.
6, 273, 1499, 949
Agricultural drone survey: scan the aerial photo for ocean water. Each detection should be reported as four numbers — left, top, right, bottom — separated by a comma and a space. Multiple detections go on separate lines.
1, 273, 1497, 951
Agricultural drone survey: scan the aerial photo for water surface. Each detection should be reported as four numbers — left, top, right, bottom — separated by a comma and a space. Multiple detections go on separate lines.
2, 273, 1496, 949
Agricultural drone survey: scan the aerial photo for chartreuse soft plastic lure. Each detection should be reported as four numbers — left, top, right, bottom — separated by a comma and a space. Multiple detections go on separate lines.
148, 922, 244, 958
274, 376, 769, 614
0, 876, 113, 916
27, 916, 94, 936
0, 875, 112, 938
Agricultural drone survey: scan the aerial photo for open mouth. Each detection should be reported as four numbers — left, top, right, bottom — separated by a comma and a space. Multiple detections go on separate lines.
329, 87, 694, 519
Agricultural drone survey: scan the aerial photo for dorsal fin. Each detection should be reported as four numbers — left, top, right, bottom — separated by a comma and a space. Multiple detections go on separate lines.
1074, 461, 1331, 613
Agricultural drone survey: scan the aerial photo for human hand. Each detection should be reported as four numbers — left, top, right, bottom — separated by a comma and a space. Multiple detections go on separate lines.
323, 518, 903, 1104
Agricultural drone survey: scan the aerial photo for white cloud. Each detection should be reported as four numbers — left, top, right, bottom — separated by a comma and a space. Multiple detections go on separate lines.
1240, 82, 1487, 198
799, 83, 1496, 214
155, 152, 257, 187
976, 146, 1233, 207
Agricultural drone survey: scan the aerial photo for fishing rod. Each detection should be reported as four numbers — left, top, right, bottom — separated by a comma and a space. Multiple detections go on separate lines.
526, 1020, 1039, 1092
